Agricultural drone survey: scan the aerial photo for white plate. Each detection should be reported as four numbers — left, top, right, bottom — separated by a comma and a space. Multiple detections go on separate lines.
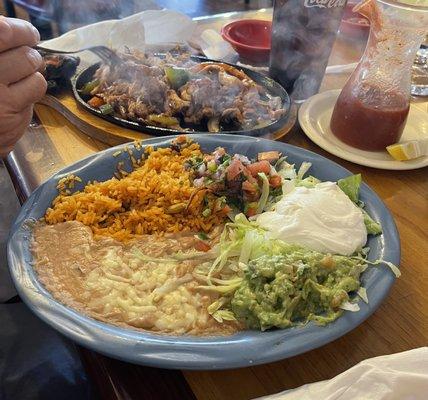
298, 89, 428, 170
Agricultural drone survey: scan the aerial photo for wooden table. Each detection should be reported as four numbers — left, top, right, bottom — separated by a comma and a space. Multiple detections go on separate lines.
6, 9, 428, 400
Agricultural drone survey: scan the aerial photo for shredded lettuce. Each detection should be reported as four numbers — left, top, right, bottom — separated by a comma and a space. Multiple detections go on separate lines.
275, 160, 319, 190
274, 156, 288, 169
257, 172, 270, 214
281, 179, 295, 196
277, 161, 297, 180
353, 255, 401, 278
297, 162, 312, 180
357, 287, 369, 303
207, 298, 227, 314
239, 230, 260, 265
362, 210, 382, 235
338, 174, 362, 204
197, 283, 242, 294
337, 174, 382, 235
340, 301, 360, 312
383, 261, 401, 278
295, 176, 320, 188
212, 310, 237, 323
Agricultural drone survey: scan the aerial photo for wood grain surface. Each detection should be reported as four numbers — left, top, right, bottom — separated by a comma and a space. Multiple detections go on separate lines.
9, 95, 428, 400
5, 8, 428, 400
39, 94, 149, 145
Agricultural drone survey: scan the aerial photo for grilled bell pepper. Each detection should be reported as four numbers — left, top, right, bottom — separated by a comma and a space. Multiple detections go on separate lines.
80, 79, 100, 95
99, 103, 114, 115
147, 114, 180, 127
164, 66, 190, 90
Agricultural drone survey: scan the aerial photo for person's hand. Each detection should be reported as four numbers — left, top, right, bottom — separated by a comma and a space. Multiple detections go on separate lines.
0, 16, 47, 158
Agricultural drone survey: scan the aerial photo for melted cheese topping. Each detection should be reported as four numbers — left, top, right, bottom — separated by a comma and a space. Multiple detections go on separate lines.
31, 221, 237, 335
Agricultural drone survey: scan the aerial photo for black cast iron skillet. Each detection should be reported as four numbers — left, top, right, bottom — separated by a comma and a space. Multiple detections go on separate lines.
71, 56, 291, 137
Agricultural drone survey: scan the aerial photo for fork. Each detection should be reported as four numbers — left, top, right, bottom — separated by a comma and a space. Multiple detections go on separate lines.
35, 45, 122, 65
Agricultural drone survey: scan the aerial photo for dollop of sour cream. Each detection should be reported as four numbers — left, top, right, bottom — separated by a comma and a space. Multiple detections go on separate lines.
256, 182, 367, 256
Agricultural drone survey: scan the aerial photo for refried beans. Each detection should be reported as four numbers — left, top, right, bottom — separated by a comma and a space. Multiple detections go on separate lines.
31, 220, 239, 335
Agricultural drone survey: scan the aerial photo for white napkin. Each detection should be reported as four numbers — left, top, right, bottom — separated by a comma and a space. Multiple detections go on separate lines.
199, 29, 239, 63
41, 10, 357, 74
197, 29, 357, 74
41, 10, 195, 62
256, 347, 428, 400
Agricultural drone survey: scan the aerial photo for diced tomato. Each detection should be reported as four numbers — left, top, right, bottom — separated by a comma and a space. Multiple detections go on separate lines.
175, 135, 187, 144
257, 151, 280, 163
221, 205, 232, 214
226, 159, 245, 181
194, 240, 211, 252
246, 206, 257, 217
247, 160, 271, 177
242, 180, 258, 193
242, 180, 260, 202
269, 175, 282, 188
88, 96, 105, 108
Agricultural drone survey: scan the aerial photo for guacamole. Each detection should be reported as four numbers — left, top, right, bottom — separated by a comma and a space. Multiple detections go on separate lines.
231, 250, 364, 330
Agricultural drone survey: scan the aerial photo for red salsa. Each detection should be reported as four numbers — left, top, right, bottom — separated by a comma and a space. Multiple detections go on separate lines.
330, 84, 409, 151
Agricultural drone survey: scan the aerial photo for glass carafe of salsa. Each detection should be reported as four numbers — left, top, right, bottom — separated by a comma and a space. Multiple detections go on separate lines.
330, 0, 428, 151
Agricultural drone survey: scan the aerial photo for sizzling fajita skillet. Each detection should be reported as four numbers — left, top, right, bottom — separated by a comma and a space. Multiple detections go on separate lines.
70, 54, 292, 137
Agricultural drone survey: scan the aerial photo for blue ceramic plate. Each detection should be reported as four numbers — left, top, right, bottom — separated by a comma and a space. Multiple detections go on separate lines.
7, 135, 400, 370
